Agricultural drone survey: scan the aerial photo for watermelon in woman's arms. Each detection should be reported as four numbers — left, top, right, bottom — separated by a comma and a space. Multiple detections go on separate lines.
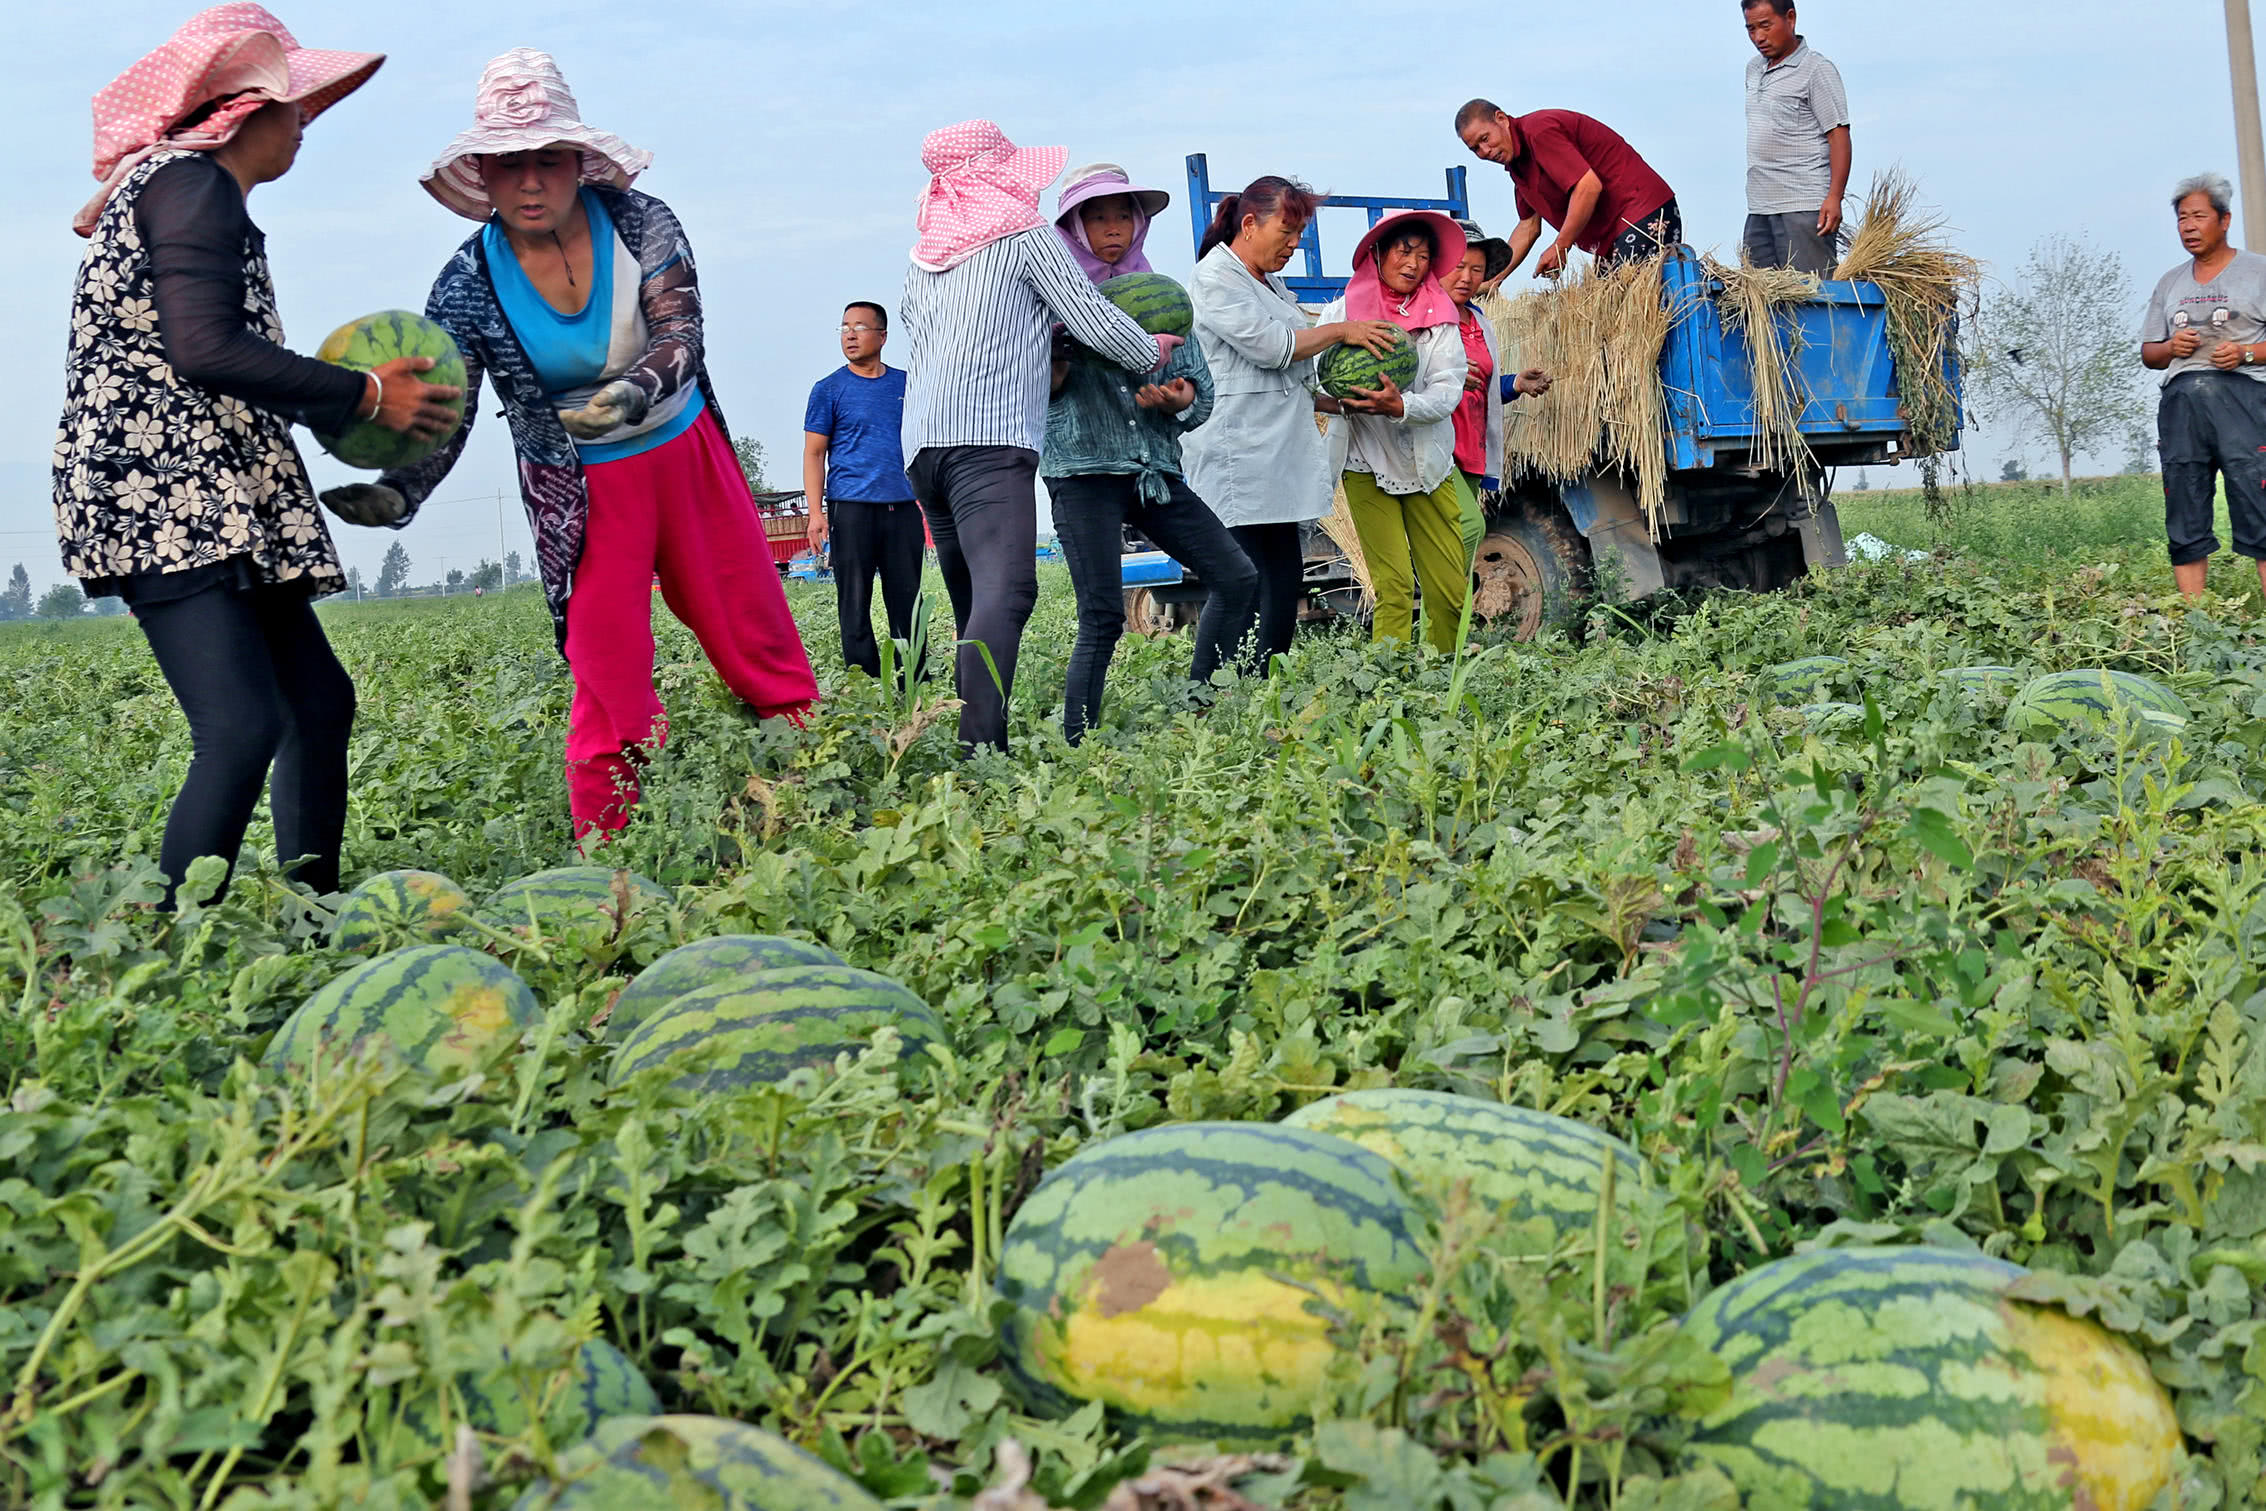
1098, 272, 1194, 340
1318, 329, 1419, 398
312, 310, 468, 471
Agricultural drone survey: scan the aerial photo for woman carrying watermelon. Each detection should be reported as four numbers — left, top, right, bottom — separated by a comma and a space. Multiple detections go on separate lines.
1182, 178, 1403, 673
1313, 212, 1474, 654
1044, 164, 1257, 743
54, 6, 463, 908
344, 51, 819, 840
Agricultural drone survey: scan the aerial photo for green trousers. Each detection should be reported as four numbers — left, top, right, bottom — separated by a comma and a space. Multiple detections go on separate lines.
1456, 470, 1487, 565
1343, 470, 1473, 654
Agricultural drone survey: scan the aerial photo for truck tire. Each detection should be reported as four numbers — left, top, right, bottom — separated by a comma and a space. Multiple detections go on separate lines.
1473, 510, 1589, 640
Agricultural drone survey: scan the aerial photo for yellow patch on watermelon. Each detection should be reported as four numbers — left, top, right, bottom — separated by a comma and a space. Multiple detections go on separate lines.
1041, 1242, 1344, 1426
2002, 1304, 2181, 1511
437, 984, 519, 1061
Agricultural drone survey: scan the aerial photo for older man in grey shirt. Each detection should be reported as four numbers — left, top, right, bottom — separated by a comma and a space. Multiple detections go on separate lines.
1741, 0, 1852, 273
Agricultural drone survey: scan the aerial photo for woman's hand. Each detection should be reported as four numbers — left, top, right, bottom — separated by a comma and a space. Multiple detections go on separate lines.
1513, 368, 1553, 397
1135, 379, 1197, 413
1341, 373, 1405, 419
319, 483, 408, 528
559, 379, 650, 440
1463, 366, 1487, 393
1335, 320, 1403, 358
366, 357, 463, 439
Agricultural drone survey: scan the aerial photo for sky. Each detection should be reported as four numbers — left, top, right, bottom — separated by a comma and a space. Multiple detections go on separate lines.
4, 0, 2251, 594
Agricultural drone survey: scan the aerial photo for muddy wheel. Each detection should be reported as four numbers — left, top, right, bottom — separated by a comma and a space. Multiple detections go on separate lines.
1472, 511, 1588, 640
1124, 588, 1174, 637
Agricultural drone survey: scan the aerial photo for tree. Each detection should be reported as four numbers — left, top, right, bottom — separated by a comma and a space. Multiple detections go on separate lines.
376, 542, 411, 598
36, 583, 84, 619
90, 595, 127, 616
1851, 473, 1870, 492
445, 568, 465, 594
1999, 458, 2029, 483
504, 550, 523, 587
469, 560, 502, 592
345, 566, 365, 598
734, 436, 770, 493
1970, 235, 2146, 494
2123, 421, 2158, 476
0, 564, 30, 622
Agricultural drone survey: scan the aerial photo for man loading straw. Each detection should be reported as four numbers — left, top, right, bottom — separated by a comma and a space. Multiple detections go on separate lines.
1454, 99, 1680, 279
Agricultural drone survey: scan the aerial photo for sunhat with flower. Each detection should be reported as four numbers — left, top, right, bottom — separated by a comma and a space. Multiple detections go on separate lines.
911, 121, 1067, 273
422, 49, 653, 222
75, 3, 382, 236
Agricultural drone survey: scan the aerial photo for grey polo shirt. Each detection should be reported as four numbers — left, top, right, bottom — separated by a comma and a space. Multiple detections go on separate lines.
1745, 40, 1851, 216
2140, 251, 2266, 385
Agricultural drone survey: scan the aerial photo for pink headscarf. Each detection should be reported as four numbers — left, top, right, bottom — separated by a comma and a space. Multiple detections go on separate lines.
1054, 162, 1169, 284
75, 4, 382, 235
1345, 210, 1466, 332
911, 121, 1067, 273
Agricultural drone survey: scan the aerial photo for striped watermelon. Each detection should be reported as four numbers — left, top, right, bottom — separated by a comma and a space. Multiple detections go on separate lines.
1317, 329, 1420, 399
1281, 1091, 1664, 1291
998, 1122, 1429, 1445
333, 869, 472, 954
1097, 272, 1194, 341
604, 935, 847, 1043
483, 867, 671, 934
1764, 656, 1850, 701
2005, 669, 2190, 741
1800, 701, 1866, 732
607, 965, 942, 1093
265, 944, 540, 1077
513, 1414, 881, 1510
1940, 665, 2023, 698
1680, 1246, 2181, 1510
311, 310, 468, 471
389, 1339, 659, 1459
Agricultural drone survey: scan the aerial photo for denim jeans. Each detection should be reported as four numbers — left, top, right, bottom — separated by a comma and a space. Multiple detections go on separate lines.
1048, 471, 1258, 743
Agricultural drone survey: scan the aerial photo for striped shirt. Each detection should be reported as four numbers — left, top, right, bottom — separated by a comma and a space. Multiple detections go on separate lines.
1745, 40, 1850, 215
899, 227, 1163, 457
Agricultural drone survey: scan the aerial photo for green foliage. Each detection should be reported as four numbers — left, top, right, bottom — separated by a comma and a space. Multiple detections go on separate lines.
2, 542, 2264, 1505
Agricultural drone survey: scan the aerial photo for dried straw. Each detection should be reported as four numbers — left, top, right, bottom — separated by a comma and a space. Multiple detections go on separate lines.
1709, 259, 1819, 473
1312, 415, 1377, 603
1834, 168, 1982, 457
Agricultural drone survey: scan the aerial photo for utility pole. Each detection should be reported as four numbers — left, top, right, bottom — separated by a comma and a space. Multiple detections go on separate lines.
2229, 0, 2266, 249
496, 489, 508, 587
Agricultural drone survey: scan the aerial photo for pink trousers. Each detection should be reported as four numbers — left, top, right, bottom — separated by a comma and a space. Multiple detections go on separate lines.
564, 410, 819, 837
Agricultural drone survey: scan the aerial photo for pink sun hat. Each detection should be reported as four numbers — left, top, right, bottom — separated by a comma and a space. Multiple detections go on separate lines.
75, 3, 382, 235
911, 120, 1068, 273
422, 49, 653, 222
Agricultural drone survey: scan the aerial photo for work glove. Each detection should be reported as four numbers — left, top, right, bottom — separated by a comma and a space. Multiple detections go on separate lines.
319, 483, 409, 528
559, 379, 649, 440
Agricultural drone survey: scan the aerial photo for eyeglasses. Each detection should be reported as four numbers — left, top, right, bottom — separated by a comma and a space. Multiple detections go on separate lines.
838, 323, 884, 335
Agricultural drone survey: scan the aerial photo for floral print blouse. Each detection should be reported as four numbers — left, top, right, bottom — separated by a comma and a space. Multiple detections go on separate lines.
52, 149, 349, 598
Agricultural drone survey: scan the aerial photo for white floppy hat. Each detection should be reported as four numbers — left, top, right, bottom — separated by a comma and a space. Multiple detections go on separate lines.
422, 49, 652, 221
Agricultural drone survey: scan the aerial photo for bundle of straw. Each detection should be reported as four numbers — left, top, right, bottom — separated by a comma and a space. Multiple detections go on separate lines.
1834, 168, 1982, 457
1311, 414, 1377, 603
1709, 259, 1819, 473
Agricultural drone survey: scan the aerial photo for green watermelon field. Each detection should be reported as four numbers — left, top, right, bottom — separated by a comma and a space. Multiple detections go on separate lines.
3, 484, 2265, 1509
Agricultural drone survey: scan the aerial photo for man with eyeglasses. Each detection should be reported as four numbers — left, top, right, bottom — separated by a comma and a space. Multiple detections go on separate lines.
803, 301, 923, 681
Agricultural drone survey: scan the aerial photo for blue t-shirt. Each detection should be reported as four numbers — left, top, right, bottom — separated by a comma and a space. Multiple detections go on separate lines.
484, 189, 704, 465
803, 365, 911, 502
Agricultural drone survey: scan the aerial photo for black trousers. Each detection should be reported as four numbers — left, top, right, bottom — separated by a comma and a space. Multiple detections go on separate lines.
134, 584, 355, 905
1230, 522, 1306, 675
829, 497, 926, 680
2159, 370, 2266, 564
1598, 198, 1683, 270
1048, 472, 1259, 744
908, 445, 1041, 752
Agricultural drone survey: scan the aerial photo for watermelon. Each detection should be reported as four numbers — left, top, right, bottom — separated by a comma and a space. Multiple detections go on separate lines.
483, 867, 672, 934
1940, 665, 2023, 698
389, 1339, 659, 1459
265, 944, 540, 1078
1763, 656, 1849, 701
604, 934, 847, 1043
311, 310, 468, 471
1317, 328, 1420, 399
1800, 701, 1866, 732
513, 1414, 882, 1510
608, 965, 943, 1093
332, 869, 472, 954
2004, 669, 2191, 740
1281, 1090, 1663, 1289
1680, 1245, 2181, 1511
998, 1122, 1429, 1445
1096, 271, 1194, 342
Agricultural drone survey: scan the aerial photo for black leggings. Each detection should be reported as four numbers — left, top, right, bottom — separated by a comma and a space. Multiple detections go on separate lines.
1230, 522, 1305, 675
908, 445, 1041, 752
134, 585, 356, 904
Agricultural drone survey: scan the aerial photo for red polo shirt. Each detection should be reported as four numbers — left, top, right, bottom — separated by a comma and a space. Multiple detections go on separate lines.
1505, 110, 1676, 256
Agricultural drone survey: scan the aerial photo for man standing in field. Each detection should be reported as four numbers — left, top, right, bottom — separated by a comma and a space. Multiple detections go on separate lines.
1740, 0, 1852, 273
2140, 174, 2266, 599
1454, 100, 1679, 279
804, 302, 925, 681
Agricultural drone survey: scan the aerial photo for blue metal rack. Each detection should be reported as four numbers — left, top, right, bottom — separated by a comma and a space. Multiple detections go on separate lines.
1184, 153, 1470, 303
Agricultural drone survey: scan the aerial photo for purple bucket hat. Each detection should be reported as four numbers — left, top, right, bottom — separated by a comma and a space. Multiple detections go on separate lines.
1054, 162, 1170, 225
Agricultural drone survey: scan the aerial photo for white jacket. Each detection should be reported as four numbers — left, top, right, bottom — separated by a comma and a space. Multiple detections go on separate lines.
1181, 244, 1334, 528
1315, 296, 1468, 496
